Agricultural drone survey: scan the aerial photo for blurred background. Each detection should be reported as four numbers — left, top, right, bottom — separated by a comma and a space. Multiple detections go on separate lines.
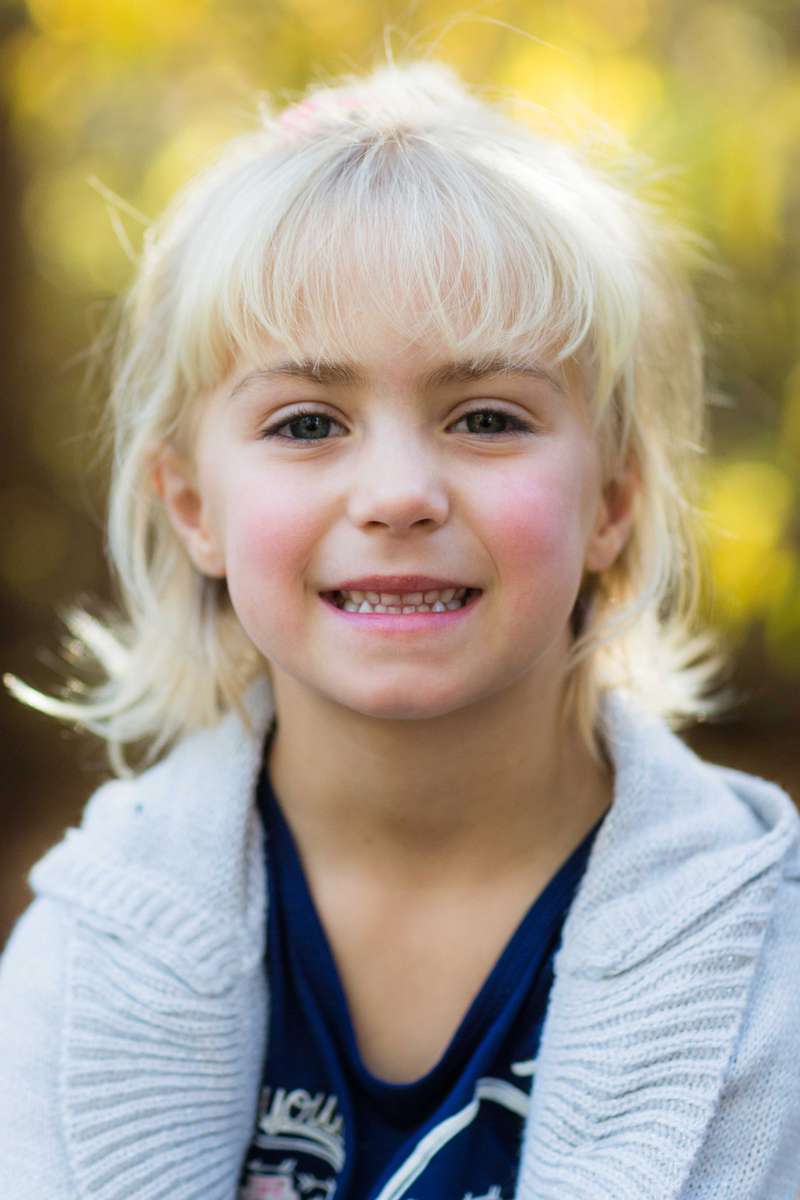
1, 0, 798, 946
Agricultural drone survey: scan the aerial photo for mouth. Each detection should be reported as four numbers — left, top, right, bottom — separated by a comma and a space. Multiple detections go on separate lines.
320, 586, 482, 615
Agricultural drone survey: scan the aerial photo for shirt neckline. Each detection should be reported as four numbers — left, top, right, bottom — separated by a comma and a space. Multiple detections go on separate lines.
258, 738, 605, 1110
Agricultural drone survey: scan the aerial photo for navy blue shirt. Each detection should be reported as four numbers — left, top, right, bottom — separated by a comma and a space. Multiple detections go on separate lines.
239, 737, 603, 1200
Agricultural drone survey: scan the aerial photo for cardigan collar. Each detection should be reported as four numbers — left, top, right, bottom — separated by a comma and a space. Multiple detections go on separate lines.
30, 675, 798, 992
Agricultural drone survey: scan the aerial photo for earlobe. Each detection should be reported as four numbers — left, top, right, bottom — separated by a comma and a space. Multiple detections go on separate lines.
150, 445, 226, 578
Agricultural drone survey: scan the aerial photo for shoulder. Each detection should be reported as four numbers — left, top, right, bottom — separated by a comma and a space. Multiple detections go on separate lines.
559, 692, 800, 976
520, 698, 800, 1197
76, 673, 275, 857
23, 674, 276, 987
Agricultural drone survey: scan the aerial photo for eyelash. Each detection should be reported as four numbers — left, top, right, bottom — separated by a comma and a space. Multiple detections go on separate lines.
259, 406, 536, 444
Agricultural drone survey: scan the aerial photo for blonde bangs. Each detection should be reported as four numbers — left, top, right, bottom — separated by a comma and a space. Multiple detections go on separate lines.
173, 123, 636, 416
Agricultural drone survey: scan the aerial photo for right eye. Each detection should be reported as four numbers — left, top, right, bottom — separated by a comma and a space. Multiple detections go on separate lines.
259, 408, 347, 444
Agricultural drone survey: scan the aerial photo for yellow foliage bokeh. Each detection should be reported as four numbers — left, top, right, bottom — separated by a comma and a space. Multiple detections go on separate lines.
25, 0, 203, 52
701, 461, 796, 628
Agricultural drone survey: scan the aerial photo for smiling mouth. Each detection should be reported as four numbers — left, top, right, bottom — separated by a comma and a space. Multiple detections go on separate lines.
322, 586, 482, 614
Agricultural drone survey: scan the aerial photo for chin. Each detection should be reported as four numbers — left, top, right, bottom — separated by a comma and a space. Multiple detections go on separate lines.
333, 684, 473, 723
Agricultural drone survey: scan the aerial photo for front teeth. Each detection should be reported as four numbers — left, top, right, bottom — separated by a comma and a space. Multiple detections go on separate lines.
334, 587, 471, 613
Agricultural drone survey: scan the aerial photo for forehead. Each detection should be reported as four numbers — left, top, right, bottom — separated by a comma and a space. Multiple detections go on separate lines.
224, 312, 575, 390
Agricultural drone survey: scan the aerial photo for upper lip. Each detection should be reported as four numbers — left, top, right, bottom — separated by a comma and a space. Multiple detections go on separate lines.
326, 575, 477, 593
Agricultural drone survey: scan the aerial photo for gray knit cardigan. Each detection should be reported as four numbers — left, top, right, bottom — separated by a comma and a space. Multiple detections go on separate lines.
2, 676, 800, 1199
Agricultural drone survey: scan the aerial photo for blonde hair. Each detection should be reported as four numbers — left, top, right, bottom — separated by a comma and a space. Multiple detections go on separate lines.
6, 57, 720, 777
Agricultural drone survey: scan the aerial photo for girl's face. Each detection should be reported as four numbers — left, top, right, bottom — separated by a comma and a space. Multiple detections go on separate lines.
156, 328, 634, 722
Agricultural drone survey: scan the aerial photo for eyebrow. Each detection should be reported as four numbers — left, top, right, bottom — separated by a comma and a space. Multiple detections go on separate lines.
228, 355, 565, 399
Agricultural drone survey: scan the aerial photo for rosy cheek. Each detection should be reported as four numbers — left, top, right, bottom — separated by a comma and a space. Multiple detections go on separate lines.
479, 464, 588, 618
483, 470, 580, 562
221, 480, 319, 619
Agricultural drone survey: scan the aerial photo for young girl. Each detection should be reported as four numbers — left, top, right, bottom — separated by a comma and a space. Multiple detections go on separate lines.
2, 57, 799, 1200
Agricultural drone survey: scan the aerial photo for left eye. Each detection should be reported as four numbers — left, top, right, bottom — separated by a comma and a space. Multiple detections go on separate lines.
451, 409, 532, 436
259, 406, 533, 443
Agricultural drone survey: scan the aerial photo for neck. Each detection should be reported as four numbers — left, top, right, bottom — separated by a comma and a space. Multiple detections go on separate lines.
266, 668, 612, 887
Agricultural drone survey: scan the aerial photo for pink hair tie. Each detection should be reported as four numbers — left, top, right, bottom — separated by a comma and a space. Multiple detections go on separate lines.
276, 91, 362, 139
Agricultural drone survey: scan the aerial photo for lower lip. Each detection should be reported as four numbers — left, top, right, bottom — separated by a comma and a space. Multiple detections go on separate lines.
319, 589, 483, 633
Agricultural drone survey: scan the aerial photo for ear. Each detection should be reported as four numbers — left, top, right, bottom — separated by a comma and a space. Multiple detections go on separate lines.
150, 444, 226, 578
584, 460, 639, 573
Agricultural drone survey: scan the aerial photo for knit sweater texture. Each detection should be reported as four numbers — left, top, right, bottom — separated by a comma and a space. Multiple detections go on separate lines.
1, 676, 799, 1199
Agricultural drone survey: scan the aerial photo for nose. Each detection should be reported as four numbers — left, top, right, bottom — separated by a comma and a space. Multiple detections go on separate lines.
346, 438, 450, 533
